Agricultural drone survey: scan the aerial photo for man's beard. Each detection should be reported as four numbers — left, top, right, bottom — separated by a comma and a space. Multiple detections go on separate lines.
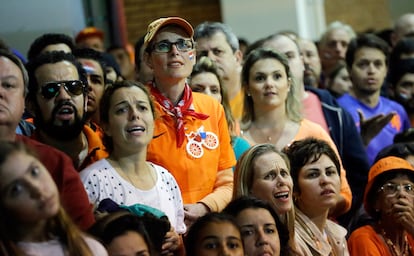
35, 100, 86, 141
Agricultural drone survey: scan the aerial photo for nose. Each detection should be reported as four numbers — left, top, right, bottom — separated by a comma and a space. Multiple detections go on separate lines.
169, 44, 180, 55
319, 173, 330, 185
207, 51, 218, 61
27, 180, 43, 199
255, 229, 270, 247
265, 76, 276, 87
219, 244, 231, 256
129, 106, 140, 121
55, 85, 71, 101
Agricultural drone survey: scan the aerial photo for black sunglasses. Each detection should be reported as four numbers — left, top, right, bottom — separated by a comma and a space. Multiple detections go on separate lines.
41, 80, 86, 99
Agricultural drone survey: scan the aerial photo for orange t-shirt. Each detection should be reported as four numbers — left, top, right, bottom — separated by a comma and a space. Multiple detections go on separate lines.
230, 89, 244, 121
147, 92, 236, 211
348, 225, 414, 256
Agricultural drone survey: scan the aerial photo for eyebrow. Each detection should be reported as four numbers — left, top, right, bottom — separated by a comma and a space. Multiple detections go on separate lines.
1, 161, 36, 194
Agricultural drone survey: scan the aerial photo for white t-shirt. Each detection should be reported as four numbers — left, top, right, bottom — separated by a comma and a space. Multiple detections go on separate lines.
80, 159, 186, 234
18, 236, 107, 256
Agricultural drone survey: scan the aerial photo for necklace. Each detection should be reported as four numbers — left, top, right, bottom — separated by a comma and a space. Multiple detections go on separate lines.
251, 122, 286, 144
380, 229, 410, 256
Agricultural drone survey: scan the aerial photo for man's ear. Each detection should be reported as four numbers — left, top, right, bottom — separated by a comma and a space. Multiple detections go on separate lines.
234, 49, 243, 65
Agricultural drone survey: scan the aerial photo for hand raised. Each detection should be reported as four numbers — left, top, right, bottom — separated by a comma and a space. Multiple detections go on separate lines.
358, 110, 395, 146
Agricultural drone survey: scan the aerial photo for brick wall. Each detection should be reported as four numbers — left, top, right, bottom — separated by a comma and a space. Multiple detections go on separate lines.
124, 0, 221, 44
325, 0, 392, 33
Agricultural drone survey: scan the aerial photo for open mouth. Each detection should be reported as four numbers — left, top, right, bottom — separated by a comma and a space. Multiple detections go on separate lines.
274, 191, 289, 199
321, 189, 335, 196
126, 126, 145, 133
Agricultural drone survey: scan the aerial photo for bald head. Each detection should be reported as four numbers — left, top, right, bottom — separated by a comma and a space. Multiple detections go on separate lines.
392, 13, 414, 47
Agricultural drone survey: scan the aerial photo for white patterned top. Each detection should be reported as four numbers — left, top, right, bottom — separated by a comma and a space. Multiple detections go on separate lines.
80, 159, 186, 234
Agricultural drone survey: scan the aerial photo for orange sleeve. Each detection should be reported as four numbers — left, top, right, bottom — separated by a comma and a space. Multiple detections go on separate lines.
348, 225, 388, 256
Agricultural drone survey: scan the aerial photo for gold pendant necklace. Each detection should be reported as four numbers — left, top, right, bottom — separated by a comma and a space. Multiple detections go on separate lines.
380, 229, 410, 256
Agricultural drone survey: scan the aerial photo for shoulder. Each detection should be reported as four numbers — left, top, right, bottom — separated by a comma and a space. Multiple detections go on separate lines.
80, 159, 111, 178
83, 235, 108, 256
326, 219, 347, 237
348, 225, 376, 240
192, 92, 223, 111
153, 163, 178, 182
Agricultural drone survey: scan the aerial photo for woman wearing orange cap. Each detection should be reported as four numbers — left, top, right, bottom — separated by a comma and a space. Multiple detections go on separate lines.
347, 156, 414, 255
143, 17, 236, 228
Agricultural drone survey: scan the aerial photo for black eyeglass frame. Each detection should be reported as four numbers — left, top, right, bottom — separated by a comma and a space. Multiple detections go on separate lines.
150, 39, 194, 53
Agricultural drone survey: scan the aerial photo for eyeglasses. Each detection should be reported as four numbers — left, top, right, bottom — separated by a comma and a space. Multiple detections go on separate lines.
151, 39, 194, 53
41, 80, 86, 99
379, 183, 414, 195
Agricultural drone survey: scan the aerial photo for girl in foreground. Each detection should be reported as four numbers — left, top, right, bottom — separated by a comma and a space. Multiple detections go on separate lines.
0, 141, 107, 255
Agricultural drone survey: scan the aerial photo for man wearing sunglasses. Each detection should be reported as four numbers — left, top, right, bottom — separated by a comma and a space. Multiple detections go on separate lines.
0, 48, 94, 230
26, 51, 107, 171
144, 17, 236, 228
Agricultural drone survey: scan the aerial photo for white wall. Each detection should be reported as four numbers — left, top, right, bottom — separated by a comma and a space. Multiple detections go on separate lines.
0, 0, 85, 59
388, 0, 414, 26
220, 0, 326, 43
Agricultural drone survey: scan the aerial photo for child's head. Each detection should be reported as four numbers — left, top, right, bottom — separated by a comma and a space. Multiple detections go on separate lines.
0, 142, 59, 231
90, 211, 155, 256
185, 212, 244, 256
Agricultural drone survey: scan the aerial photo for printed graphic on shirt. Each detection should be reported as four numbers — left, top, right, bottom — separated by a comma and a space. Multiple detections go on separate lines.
185, 125, 218, 158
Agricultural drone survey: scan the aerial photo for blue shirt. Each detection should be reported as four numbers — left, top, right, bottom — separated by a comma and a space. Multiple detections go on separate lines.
338, 94, 410, 165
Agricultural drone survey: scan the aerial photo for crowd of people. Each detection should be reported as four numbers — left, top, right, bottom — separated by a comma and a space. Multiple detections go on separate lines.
1, 11, 414, 256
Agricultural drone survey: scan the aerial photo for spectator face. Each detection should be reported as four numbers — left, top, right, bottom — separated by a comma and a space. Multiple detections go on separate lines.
109, 48, 135, 79
295, 154, 341, 215
33, 61, 86, 140
0, 56, 25, 130
299, 39, 322, 87
375, 175, 414, 221
246, 58, 291, 111
236, 208, 280, 256
194, 221, 244, 256
394, 73, 414, 112
263, 35, 304, 85
77, 58, 105, 117
146, 26, 195, 82
196, 31, 242, 82
250, 151, 293, 215
319, 29, 352, 71
104, 86, 154, 154
107, 230, 150, 256
190, 71, 222, 102
328, 66, 352, 96
349, 47, 387, 95
0, 150, 59, 224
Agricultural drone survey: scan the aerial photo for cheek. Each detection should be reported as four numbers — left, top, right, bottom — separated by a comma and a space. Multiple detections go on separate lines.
4, 199, 33, 220
270, 234, 281, 253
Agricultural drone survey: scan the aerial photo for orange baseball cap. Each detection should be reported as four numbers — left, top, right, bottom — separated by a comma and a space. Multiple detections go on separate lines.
364, 156, 414, 216
143, 17, 193, 49
75, 27, 104, 43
